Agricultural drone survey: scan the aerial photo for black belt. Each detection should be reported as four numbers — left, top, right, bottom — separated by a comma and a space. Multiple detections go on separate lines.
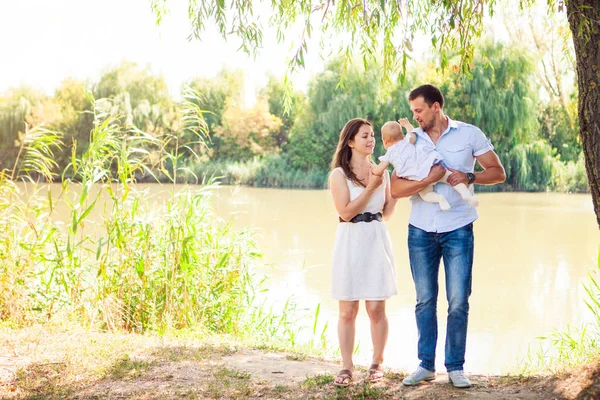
339, 212, 382, 223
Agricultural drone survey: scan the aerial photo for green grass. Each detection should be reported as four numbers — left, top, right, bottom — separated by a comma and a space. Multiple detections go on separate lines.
286, 353, 308, 361
108, 355, 152, 379
214, 367, 252, 380
521, 249, 600, 374
302, 374, 334, 388
0, 97, 333, 396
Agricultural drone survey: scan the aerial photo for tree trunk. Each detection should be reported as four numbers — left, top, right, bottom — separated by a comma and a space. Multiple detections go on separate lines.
567, 0, 600, 228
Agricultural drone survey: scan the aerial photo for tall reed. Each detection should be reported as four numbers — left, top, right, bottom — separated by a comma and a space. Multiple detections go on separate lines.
0, 93, 260, 335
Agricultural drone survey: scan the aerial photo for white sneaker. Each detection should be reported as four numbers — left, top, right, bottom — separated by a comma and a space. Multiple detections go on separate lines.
448, 370, 472, 388
402, 366, 436, 386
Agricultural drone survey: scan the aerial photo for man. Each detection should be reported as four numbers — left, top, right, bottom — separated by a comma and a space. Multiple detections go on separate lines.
391, 84, 506, 388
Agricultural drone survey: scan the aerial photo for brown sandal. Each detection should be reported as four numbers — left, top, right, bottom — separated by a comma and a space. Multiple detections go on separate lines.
365, 364, 384, 383
334, 369, 353, 387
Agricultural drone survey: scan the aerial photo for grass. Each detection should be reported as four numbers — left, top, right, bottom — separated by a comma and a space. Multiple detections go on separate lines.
0, 96, 331, 357
520, 250, 600, 375
2, 87, 598, 400
1, 324, 585, 400
108, 355, 152, 379
0, 96, 337, 400
302, 374, 334, 388
286, 353, 308, 361
214, 367, 252, 380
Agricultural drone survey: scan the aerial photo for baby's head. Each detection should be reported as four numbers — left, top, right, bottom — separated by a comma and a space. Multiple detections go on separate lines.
381, 121, 404, 150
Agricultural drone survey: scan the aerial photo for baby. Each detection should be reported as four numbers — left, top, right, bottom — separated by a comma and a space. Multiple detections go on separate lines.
372, 119, 479, 210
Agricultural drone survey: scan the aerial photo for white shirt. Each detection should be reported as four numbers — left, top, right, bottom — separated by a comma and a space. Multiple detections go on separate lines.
408, 117, 495, 233
379, 134, 443, 181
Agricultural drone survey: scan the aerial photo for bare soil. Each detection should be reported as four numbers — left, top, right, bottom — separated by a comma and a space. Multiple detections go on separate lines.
1, 327, 599, 399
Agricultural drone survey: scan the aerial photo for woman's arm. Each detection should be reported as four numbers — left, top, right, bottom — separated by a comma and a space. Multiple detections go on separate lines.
382, 171, 398, 220
330, 169, 382, 221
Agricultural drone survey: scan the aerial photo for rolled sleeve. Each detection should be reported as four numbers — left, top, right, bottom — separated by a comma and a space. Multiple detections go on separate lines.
472, 128, 495, 156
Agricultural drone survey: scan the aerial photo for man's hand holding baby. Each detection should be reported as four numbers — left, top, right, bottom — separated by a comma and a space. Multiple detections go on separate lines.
425, 164, 446, 184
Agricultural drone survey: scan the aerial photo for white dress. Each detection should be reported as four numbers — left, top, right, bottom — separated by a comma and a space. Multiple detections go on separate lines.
331, 168, 398, 301
379, 136, 443, 181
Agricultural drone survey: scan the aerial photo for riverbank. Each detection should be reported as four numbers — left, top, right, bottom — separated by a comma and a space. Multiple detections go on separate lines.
125, 153, 589, 192
1, 325, 598, 399
182, 153, 589, 192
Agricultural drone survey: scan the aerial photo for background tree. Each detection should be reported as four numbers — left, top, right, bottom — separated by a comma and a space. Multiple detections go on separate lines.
150, 0, 600, 226
0, 87, 60, 172
261, 75, 306, 149
53, 78, 94, 167
185, 69, 244, 134
212, 97, 283, 160
503, 4, 580, 163
285, 59, 388, 170
95, 61, 170, 111
444, 42, 539, 154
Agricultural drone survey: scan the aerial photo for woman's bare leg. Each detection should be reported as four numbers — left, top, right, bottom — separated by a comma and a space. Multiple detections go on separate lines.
338, 301, 359, 373
365, 300, 388, 365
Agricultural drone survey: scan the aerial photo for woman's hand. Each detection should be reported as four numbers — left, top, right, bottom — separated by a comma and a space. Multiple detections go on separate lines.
367, 172, 383, 191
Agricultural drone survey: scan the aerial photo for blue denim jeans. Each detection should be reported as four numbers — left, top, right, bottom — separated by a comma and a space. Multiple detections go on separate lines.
407, 223, 474, 372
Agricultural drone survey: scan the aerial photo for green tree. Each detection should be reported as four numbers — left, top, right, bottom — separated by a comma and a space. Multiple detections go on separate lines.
286, 60, 383, 171
53, 78, 94, 168
502, 4, 580, 163
94, 61, 170, 110
0, 87, 60, 172
151, 0, 600, 226
185, 69, 244, 133
94, 62, 175, 138
285, 59, 417, 171
212, 97, 283, 160
262, 75, 306, 148
443, 42, 540, 155
539, 97, 580, 163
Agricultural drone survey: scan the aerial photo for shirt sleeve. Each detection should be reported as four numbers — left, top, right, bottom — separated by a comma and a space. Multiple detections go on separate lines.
389, 142, 409, 173
379, 147, 392, 163
472, 127, 495, 156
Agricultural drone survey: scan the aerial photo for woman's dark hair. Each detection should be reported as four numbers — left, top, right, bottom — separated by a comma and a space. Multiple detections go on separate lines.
331, 118, 372, 187
408, 84, 444, 108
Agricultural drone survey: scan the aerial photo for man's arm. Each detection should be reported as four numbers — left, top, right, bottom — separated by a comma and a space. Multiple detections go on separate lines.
446, 151, 506, 186
390, 164, 446, 198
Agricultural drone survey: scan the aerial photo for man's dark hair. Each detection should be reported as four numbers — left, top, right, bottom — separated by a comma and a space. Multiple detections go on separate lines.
408, 84, 444, 109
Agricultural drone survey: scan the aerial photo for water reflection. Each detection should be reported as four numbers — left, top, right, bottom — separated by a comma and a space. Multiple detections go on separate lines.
212, 188, 599, 373
16, 183, 599, 373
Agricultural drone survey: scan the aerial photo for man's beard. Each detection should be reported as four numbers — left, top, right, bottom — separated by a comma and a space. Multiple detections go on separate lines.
420, 119, 434, 131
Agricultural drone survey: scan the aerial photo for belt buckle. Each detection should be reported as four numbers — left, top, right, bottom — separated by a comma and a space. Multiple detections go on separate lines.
366, 213, 373, 222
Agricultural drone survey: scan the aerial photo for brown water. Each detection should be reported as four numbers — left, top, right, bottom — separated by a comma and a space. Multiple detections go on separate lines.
16, 183, 599, 373
210, 186, 599, 374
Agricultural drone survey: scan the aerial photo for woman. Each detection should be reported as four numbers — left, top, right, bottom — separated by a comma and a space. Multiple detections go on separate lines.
329, 118, 398, 386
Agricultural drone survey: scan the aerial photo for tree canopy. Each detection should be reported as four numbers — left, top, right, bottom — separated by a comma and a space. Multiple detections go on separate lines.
149, 0, 600, 227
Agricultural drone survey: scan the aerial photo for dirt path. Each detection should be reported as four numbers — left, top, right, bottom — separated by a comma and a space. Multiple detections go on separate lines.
66, 349, 589, 399
1, 328, 597, 399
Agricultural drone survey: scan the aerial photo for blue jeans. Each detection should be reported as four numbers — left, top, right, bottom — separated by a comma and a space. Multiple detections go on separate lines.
407, 223, 474, 372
